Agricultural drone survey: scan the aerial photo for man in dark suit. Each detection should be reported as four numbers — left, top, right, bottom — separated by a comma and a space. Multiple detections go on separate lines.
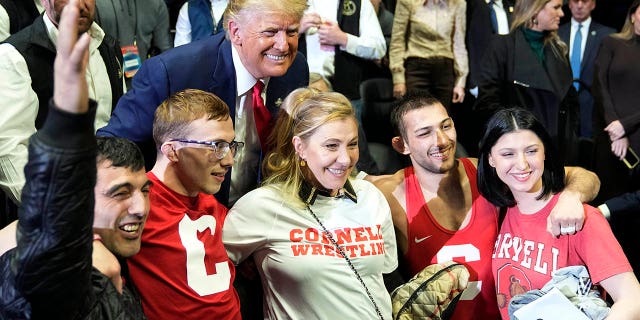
459, 0, 513, 156
559, 0, 614, 138
98, 0, 309, 206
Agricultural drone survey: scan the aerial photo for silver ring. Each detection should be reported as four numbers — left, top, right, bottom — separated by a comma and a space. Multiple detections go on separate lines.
560, 226, 576, 234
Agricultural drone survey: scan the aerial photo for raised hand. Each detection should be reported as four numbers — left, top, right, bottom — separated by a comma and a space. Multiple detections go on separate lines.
53, 0, 91, 114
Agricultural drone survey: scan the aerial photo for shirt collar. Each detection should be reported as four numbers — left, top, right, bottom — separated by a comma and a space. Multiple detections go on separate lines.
231, 45, 270, 96
571, 17, 592, 30
298, 179, 357, 205
43, 13, 105, 51
485, 0, 502, 8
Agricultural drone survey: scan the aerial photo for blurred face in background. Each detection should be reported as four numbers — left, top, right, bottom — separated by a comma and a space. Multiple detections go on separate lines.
43, 0, 96, 33
568, 0, 595, 23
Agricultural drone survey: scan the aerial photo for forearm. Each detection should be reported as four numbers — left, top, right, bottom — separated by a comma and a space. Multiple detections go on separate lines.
344, 1, 386, 60
564, 166, 600, 202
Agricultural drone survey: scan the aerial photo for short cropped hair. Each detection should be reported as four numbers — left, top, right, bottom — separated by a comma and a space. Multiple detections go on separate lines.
390, 93, 443, 139
477, 108, 565, 208
96, 137, 145, 172
152, 89, 230, 149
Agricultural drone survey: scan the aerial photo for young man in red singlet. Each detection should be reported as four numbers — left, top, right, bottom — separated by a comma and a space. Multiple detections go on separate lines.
372, 94, 599, 319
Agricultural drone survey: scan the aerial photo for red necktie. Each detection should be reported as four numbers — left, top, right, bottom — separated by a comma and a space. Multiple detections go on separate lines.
252, 81, 271, 150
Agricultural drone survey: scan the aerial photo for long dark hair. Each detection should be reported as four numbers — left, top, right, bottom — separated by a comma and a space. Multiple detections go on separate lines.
477, 108, 565, 207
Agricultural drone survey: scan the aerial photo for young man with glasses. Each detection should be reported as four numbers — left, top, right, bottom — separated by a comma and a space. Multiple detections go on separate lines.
127, 88, 243, 319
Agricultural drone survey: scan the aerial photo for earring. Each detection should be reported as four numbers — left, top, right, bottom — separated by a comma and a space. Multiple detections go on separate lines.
533, 18, 538, 26
300, 159, 306, 167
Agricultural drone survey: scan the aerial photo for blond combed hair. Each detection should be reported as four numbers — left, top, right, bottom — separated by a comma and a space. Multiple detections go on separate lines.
152, 89, 230, 150
511, 0, 568, 57
222, 0, 307, 33
262, 88, 356, 207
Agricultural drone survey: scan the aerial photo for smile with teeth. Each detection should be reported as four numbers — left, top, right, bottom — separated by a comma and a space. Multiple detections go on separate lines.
511, 172, 532, 181
265, 54, 286, 61
120, 223, 141, 233
428, 146, 451, 158
327, 168, 347, 175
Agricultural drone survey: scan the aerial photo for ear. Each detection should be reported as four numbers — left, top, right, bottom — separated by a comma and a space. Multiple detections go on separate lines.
391, 136, 410, 155
227, 19, 242, 45
161, 142, 179, 162
488, 154, 495, 168
292, 136, 305, 159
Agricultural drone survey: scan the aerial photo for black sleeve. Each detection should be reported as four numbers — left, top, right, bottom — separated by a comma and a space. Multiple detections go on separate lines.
13, 99, 97, 319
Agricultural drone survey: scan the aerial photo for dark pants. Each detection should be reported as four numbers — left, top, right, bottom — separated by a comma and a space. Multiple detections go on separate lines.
405, 57, 455, 110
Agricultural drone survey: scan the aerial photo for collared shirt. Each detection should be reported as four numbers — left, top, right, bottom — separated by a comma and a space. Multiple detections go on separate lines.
389, 0, 468, 87
570, 17, 592, 61
0, 15, 111, 204
229, 45, 269, 204
487, 0, 510, 35
304, 0, 386, 77
174, 0, 228, 47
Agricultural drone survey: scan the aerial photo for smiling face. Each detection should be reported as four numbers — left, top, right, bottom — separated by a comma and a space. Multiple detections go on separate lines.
228, 8, 300, 79
488, 129, 545, 201
533, 0, 564, 31
398, 103, 457, 174
294, 118, 359, 195
93, 162, 151, 258
44, 0, 96, 33
169, 117, 235, 196
568, 0, 595, 23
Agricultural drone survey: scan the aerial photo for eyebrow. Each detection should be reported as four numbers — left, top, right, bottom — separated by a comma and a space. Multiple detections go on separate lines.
105, 182, 134, 196
413, 117, 452, 133
105, 179, 153, 195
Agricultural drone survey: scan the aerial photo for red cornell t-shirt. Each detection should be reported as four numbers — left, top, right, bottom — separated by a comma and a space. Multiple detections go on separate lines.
404, 158, 500, 319
127, 172, 241, 319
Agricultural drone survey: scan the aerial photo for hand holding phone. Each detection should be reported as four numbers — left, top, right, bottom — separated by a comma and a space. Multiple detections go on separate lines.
623, 147, 639, 169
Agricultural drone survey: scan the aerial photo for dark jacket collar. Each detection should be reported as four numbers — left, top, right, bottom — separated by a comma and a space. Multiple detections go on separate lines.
298, 179, 357, 205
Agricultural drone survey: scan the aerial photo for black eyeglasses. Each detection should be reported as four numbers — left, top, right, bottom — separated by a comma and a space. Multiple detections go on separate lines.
170, 139, 245, 160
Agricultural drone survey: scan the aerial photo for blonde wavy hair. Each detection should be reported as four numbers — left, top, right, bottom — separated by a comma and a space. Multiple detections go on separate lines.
511, 0, 568, 57
613, 0, 640, 40
262, 88, 356, 207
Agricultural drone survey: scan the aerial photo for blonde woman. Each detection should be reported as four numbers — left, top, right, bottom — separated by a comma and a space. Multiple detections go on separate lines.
475, 0, 579, 164
223, 88, 397, 319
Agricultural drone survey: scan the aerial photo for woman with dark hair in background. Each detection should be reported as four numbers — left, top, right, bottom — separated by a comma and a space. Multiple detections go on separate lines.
477, 108, 640, 319
475, 0, 580, 164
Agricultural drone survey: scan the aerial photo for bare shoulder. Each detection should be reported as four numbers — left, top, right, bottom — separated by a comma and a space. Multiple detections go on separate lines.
371, 169, 405, 195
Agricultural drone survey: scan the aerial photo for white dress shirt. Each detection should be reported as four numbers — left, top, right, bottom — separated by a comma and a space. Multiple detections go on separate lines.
229, 45, 269, 204
174, 0, 228, 47
0, 15, 112, 204
570, 17, 591, 61
488, 0, 510, 35
304, 0, 386, 77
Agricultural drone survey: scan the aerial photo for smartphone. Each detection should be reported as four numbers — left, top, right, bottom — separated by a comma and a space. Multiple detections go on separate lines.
623, 147, 640, 169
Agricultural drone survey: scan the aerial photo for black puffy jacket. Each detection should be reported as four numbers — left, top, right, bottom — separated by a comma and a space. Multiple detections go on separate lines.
0, 101, 145, 320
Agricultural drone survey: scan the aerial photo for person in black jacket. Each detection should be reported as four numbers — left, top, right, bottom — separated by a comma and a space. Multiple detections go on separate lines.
0, 1, 149, 318
475, 0, 580, 165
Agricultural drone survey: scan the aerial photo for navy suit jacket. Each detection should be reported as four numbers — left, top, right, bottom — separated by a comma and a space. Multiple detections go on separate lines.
605, 190, 640, 217
559, 20, 614, 137
98, 32, 309, 205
